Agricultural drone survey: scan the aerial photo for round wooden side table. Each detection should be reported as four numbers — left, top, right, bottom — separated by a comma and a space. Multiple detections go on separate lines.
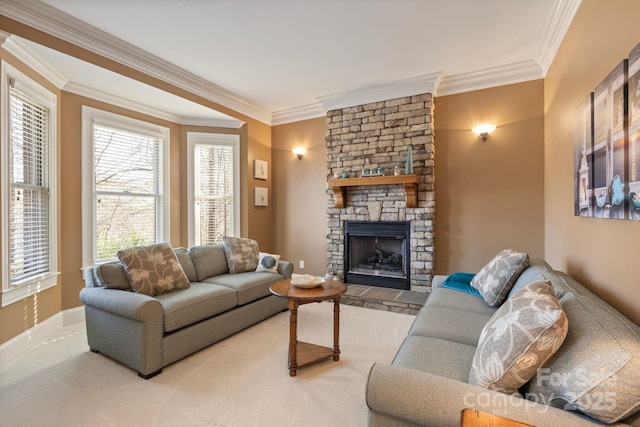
270, 279, 347, 376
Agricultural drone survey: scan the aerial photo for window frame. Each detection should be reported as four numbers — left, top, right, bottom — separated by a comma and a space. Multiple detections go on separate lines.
81, 106, 170, 267
1, 60, 59, 307
186, 132, 240, 247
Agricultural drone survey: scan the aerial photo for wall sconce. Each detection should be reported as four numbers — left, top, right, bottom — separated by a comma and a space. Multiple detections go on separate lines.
292, 147, 306, 160
472, 124, 497, 141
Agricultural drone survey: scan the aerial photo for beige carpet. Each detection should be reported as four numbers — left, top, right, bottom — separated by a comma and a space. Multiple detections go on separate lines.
0, 303, 415, 427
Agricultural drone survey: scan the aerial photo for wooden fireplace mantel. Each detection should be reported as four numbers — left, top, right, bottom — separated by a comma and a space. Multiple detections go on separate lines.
328, 174, 420, 208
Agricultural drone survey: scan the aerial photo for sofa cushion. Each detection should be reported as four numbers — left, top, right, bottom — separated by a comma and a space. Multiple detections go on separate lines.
173, 247, 198, 282
408, 305, 492, 347
441, 272, 482, 298
506, 257, 552, 299
222, 236, 260, 274
189, 244, 229, 281
471, 249, 530, 307
392, 335, 477, 383
426, 288, 498, 317
155, 282, 237, 333
255, 252, 281, 273
205, 271, 282, 305
117, 243, 191, 296
92, 261, 131, 290
469, 280, 568, 395
526, 292, 640, 424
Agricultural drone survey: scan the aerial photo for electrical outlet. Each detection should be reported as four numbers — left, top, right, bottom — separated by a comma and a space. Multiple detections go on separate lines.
299, 260, 304, 269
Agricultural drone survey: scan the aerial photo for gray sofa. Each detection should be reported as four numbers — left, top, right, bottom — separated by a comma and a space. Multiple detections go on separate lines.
80, 244, 292, 378
366, 258, 640, 426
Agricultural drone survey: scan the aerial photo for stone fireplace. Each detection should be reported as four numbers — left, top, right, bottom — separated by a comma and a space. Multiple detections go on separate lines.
326, 93, 434, 293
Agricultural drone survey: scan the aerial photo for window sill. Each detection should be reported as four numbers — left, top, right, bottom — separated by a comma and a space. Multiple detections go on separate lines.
1, 272, 60, 307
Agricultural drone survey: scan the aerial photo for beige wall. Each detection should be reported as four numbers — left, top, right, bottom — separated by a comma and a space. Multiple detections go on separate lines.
545, 0, 640, 325
272, 117, 327, 276
434, 80, 545, 274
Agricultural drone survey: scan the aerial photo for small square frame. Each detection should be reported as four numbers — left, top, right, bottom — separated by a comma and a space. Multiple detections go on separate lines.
254, 187, 268, 206
254, 159, 268, 180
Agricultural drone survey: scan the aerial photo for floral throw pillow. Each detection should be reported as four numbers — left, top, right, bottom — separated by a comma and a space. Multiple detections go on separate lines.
255, 252, 281, 273
468, 280, 568, 395
471, 249, 529, 307
117, 242, 191, 296
222, 236, 260, 274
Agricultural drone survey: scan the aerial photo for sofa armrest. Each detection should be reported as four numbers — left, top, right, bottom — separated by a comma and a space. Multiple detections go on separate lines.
366, 363, 604, 427
79, 287, 162, 321
431, 274, 449, 289
277, 261, 294, 279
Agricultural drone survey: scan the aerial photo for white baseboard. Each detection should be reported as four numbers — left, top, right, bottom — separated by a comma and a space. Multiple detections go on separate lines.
0, 306, 85, 370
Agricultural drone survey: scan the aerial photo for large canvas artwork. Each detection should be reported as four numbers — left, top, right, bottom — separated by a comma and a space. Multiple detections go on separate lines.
574, 94, 594, 217
628, 43, 640, 219
591, 60, 628, 219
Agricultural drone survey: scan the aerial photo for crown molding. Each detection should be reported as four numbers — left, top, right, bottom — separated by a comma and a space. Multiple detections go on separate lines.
536, 0, 582, 75
1, 35, 68, 88
64, 81, 243, 128
271, 103, 325, 125
0, 0, 271, 124
436, 60, 543, 96
271, 60, 545, 123
317, 72, 443, 112
0, 30, 11, 45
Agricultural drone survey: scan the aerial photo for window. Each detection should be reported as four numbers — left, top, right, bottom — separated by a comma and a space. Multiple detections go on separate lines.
82, 107, 170, 266
1, 61, 58, 307
187, 132, 239, 247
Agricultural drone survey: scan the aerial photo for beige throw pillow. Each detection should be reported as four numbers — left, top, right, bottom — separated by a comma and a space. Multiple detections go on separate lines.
471, 249, 529, 307
117, 242, 190, 296
222, 236, 260, 274
469, 280, 568, 395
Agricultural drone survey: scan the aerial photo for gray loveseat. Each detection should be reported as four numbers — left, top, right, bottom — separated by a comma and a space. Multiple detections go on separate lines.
366, 258, 640, 426
80, 244, 292, 378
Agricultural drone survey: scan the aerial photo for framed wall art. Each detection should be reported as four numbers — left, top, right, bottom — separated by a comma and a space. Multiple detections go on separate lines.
591, 60, 628, 219
254, 159, 268, 180
574, 93, 594, 217
254, 187, 268, 206
629, 42, 640, 219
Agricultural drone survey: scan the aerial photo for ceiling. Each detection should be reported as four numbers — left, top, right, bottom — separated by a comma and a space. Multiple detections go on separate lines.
1, 0, 581, 125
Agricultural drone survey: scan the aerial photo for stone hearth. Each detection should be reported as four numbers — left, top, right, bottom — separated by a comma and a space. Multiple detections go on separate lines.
341, 284, 428, 315
326, 93, 435, 293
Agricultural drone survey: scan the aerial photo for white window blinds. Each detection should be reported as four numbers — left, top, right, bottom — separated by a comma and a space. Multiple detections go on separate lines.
8, 88, 52, 283
92, 124, 162, 261
193, 143, 234, 245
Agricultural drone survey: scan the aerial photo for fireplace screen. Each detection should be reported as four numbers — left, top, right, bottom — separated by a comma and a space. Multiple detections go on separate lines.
349, 236, 406, 278
344, 221, 410, 290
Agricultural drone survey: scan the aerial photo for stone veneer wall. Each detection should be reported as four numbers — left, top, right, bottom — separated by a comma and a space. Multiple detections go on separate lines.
326, 93, 435, 292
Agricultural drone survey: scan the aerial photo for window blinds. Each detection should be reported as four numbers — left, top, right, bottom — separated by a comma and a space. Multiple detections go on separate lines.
93, 124, 161, 261
9, 88, 51, 283
194, 143, 234, 245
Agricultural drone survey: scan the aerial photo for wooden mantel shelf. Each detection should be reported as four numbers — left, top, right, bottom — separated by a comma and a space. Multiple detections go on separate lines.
328, 174, 420, 208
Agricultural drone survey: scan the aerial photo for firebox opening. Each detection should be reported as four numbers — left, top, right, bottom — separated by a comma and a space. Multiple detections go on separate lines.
344, 221, 410, 290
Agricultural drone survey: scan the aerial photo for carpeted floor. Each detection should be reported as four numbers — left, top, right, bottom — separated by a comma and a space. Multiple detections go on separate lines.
0, 302, 415, 427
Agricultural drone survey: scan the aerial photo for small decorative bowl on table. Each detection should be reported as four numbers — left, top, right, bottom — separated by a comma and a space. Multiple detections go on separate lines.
290, 274, 325, 289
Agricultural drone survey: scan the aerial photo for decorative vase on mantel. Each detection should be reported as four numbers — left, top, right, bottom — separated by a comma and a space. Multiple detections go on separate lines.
405, 145, 414, 174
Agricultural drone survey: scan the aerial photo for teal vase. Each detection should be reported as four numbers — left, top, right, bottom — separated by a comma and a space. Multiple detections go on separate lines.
405, 146, 413, 174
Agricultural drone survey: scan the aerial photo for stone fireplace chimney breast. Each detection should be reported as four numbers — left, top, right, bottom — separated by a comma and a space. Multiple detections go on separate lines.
325, 93, 435, 293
